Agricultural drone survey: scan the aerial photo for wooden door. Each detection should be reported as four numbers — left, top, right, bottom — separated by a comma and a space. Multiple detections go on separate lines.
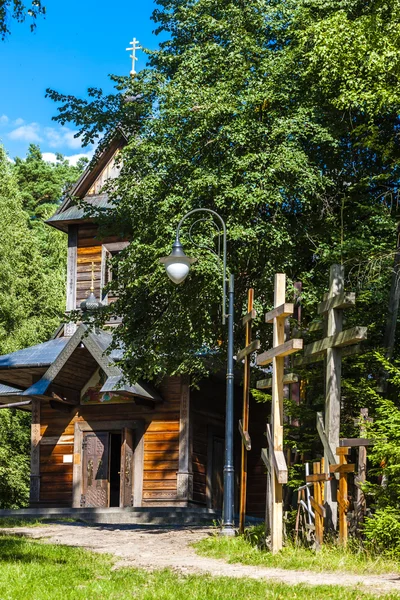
81, 432, 110, 508
120, 428, 135, 507
211, 436, 224, 510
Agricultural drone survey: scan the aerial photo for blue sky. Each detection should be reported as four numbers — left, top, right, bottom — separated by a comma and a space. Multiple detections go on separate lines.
0, 0, 159, 164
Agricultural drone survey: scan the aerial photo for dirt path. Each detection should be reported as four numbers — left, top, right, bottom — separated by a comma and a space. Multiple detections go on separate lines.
1, 523, 400, 596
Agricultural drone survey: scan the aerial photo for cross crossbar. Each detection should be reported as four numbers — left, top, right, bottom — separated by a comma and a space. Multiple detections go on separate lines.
257, 338, 303, 366
237, 339, 261, 362
265, 303, 294, 324
242, 308, 257, 326
318, 292, 356, 315
256, 372, 299, 390
303, 326, 367, 359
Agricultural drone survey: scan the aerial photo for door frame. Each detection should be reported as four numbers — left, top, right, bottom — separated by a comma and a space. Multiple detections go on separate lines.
72, 420, 144, 508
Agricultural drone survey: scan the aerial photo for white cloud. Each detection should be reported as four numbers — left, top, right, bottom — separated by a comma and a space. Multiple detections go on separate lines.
44, 126, 83, 150
13, 118, 24, 126
0, 115, 9, 125
42, 150, 93, 166
8, 122, 43, 143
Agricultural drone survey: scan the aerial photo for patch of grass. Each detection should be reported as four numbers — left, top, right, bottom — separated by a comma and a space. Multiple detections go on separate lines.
0, 518, 47, 528
0, 535, 389, 600
194, 533, 400, 575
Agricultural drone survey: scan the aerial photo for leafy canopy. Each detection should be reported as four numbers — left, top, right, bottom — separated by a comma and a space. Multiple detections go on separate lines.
0, 0, 45, 39
46, 0, 400, 388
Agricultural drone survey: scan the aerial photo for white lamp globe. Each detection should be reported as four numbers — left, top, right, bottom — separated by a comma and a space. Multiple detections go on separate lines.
160, 238, 196, 285
165, 257, 191, 284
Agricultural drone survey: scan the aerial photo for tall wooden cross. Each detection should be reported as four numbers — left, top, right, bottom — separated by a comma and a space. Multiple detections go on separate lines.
257, 274, 303, 553
296, 264, 367, 529
237, 289, 260, 534
126, 37, 141, 76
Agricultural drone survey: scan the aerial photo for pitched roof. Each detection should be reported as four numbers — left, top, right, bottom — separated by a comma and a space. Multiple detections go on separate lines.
0, 325, 162, 405
0, 338, 69, 369
46, 129, 127, 232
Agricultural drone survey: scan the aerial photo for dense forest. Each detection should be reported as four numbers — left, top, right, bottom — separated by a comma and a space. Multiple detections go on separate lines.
0, 144, 84, 507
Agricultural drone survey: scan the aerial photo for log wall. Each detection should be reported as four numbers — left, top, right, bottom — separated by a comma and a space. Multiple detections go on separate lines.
38, 376, 182, 507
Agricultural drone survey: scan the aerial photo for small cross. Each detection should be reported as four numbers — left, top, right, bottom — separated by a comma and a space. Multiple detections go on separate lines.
126, 37, 141, 76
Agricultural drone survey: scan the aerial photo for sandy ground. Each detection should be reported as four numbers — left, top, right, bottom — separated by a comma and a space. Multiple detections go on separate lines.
1, 523, 400, 596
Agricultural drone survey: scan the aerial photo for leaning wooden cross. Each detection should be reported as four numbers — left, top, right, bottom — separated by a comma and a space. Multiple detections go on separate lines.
296, 264, 367, 529
237, 288, 260, 534
258, 274, 303, 553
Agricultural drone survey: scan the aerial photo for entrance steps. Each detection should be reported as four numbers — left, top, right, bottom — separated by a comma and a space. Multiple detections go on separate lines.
0, 506, 223, 526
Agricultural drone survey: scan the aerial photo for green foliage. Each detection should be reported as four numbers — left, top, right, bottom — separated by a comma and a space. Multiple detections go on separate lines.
0, 410, 30, 508
46, 0, 400, 387
0, 144, 82, 508
0, 535, 388, 599
13, 144, 85, 218
0, 0, 45, 39
364, 508, 400, 559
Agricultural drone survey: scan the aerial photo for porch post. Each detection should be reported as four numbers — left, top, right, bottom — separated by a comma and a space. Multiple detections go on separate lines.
30, 398, 41, 505
177, 375, 193, 502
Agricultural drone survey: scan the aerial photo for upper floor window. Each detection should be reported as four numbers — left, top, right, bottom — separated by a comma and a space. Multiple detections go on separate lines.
101, 242, 129, 303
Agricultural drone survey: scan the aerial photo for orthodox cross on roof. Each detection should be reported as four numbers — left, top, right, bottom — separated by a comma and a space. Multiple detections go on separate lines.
126, 37, 141, 76
296, 264, 367, 530
257, 274, 303, 553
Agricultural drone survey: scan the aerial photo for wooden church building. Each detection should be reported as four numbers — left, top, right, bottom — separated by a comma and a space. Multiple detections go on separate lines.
0, 135, 267, 518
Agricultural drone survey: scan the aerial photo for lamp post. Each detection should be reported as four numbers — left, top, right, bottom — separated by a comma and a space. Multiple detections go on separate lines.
160, 208, 235, 536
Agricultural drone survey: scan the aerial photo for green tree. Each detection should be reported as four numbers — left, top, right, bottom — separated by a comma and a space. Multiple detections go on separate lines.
0, 0, 45, 39
0, 144, 83, 507
46, 0, 400, 388
13, 144, 86, 219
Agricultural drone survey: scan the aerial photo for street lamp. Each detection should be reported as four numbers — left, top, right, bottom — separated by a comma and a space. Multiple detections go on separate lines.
160, 208, 235, 536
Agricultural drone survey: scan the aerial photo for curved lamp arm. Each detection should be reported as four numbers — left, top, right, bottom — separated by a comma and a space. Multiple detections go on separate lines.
160, 208, 228, 324
176, 208, 227, 324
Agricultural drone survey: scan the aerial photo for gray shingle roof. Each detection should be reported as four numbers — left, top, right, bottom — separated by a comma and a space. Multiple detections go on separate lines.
0, 383, 23, 395
0, 338, 69, 369
46, 194, 112, 226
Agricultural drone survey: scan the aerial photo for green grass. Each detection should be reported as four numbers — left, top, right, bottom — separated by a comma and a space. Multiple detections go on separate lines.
194, 534, 400, 576
0, 535, 392, 600
0, 518, 47, 528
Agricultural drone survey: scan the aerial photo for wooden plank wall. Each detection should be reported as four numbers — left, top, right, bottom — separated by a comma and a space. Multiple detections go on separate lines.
38, 376, 182, 507
76, 224, 125, 308
192, 415, 208, 504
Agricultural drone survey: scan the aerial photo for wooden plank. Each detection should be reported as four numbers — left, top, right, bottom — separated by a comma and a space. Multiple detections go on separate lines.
261, 448, 271, 472
237, 339, 261, 362
133, 420, 144, 506
66, 225, 77, 313
257, 338, 303, 366
306, 473, 330, 483
266, 424, 288, 484
238, 419, 251, 451
336, 447, 351, 456
318, 292, 356, 315
256, 373, 298, 390
316, 412, 337, 467
303, 326, 367, 358
265, 303, 294, 324
242, 308, 257, 326
310, 496, 326, 518
339, 438, 373, 447
330, 463, 355, 474
177, 376, 192, 501
30, 398, 41, 504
